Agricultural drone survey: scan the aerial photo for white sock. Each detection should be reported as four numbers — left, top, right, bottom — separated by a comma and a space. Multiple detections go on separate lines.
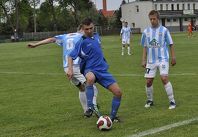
122, 46, 124, 54
79, 91, 88, 112
146, 85, 153, 101
164, 82, 175, 103
93, 84, 98, 106
127, 46, 131, 54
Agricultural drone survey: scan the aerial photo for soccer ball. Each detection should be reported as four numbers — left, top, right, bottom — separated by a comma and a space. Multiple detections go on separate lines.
96, 115, 112, 130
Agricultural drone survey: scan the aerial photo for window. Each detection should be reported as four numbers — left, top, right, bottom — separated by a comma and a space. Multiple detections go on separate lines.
184, 18, 188, 21
171, 4, 174, 10
183, 4, 185, 10
166, 4, 169, 10
193, 3, 196, 10
160, 4, 163, 10
155, 4, 157, 10
188, 4, 190, 10
167, 18, 171, 22
173, 18, 177, 22
177, 4, 179, 10
136, 5, 139, 12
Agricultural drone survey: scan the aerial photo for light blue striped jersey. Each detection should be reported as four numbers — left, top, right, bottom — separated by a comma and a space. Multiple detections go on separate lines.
141, 25, 173, 64
54, 32, 83, 68
120, 26, 131, 39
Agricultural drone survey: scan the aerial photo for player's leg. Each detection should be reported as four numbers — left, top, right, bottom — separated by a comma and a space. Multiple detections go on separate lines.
108, 83, 122, 122
84, 71, 101, 117
159, 62, 176, 109
121, 40, 126, 55
144, 63, 157, 108
127, 39, 131, 55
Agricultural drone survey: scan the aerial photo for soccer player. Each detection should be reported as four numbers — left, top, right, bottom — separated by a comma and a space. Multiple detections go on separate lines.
67, 18, 122, 122
187, 22, 193, 38
27, 27, 99, 114
141, 10, 176, 109
120, 21, 132, 55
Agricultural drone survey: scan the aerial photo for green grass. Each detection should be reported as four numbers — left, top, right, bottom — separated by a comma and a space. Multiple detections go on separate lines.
0, 32, 198, 137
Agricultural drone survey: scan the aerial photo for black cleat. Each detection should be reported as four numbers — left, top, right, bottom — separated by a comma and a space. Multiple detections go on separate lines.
84, 108, 93, 118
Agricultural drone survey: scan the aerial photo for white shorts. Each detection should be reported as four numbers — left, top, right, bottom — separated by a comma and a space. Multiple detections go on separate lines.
64, 66, 86, 86
122, 38, 130, 45
144, 61, 169, 78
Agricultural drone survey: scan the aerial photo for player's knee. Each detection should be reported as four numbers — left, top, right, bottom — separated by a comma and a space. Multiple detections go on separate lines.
146, 81, 153, 87
86, 77, 95, 85
113, 88, 122, 98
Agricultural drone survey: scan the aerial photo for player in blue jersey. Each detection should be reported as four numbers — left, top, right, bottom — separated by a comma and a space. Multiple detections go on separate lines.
120, 21, 132, 55
27, 27, 99, 114
141, 10, 176, 109
67, 18, 122, 121
67, 18, 122, 122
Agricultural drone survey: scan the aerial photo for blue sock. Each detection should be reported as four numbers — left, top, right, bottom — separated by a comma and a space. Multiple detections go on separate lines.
86, 85, 94, 109
110, 97, 121, 120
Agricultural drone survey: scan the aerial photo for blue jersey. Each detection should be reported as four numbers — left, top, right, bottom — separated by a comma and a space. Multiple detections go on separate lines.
54, 32, 83, 68
69, 33, 108, 74
141, 25, 173, 64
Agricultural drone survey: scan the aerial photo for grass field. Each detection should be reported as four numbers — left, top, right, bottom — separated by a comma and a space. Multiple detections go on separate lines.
0, 32, 198, 137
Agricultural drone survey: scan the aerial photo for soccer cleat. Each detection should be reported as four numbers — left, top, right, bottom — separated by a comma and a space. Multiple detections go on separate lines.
111, 116, 121, 123
84, 108, 93, 118
128, 53, 131, 55
121, 52, 124, 56
144, 100, 154, 108
169, 101, 176, 109
93, 105, 102, 118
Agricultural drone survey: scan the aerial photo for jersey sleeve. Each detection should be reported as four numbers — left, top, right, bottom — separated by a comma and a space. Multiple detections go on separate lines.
54, 34, 65, 47
165, 29, 173, 46
68, 37, 83, 60
141, 32, 146, 47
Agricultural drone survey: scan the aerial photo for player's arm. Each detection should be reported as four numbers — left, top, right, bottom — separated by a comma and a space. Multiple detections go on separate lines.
67, 57, 73, 80
27, 37, 56, 48
142, 47, 147, 68
170, 44, 176, 66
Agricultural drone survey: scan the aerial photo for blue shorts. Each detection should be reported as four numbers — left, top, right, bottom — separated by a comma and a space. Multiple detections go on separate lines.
85, 70, 116, 88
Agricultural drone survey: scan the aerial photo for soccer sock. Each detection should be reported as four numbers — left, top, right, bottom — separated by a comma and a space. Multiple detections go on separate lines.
122, 46, 124, 54
93, 84, 98, 106
164, 82, 175, 103
127, 46, 131, 54
86, 85, 94, 108
146, 85, 153, 101
79, 91, 88, 112
110, 97, 121, 120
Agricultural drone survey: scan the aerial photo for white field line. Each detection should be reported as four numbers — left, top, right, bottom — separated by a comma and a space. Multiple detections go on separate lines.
0, 71, 197, 76
127, 117, 198, 137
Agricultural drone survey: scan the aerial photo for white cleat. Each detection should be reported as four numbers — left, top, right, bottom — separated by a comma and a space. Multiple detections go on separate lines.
144, 100, 154, 108
169, 101, 176, 109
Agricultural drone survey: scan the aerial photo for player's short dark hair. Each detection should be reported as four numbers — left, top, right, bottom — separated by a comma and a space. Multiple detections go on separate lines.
148, 10, 160, 19
81, 18, 93, 26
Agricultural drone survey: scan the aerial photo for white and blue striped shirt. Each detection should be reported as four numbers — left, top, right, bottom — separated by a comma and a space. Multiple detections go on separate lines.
141, 25, 173, 64
120, 26, 131, 40
55, 32, 83, 68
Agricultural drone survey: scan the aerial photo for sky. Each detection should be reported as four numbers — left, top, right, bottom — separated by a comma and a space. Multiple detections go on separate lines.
91, 0, 123, 10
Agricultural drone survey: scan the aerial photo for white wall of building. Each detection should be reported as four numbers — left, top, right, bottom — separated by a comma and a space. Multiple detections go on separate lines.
121, 1, 153, 32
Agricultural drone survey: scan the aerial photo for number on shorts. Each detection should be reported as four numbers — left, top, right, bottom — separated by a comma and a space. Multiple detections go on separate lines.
145, 68, 151, 74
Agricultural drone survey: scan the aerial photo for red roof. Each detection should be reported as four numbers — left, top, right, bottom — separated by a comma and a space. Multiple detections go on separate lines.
100, 9, 115, 17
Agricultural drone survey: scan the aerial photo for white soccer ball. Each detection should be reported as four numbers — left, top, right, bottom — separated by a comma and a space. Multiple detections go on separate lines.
96, 115, 112, 130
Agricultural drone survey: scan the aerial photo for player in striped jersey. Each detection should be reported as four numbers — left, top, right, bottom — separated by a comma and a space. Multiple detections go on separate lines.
120, 21, 132, 55
27, 27, 99, 114
141, 10, 176, 109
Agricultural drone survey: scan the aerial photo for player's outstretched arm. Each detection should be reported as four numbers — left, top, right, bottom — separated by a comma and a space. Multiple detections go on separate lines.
170, 44, 176, 66
27, 37, 56, 48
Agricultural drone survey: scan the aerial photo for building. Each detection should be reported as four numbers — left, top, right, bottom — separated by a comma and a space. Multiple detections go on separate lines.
99, 0, 115, 17
121, 0, 198, 32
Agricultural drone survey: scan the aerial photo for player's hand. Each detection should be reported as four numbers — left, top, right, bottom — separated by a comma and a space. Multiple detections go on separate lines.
141, 60, 146, 68
171, 57, 176, 66
66, 68, 73, 80
27, 43, 37, 48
